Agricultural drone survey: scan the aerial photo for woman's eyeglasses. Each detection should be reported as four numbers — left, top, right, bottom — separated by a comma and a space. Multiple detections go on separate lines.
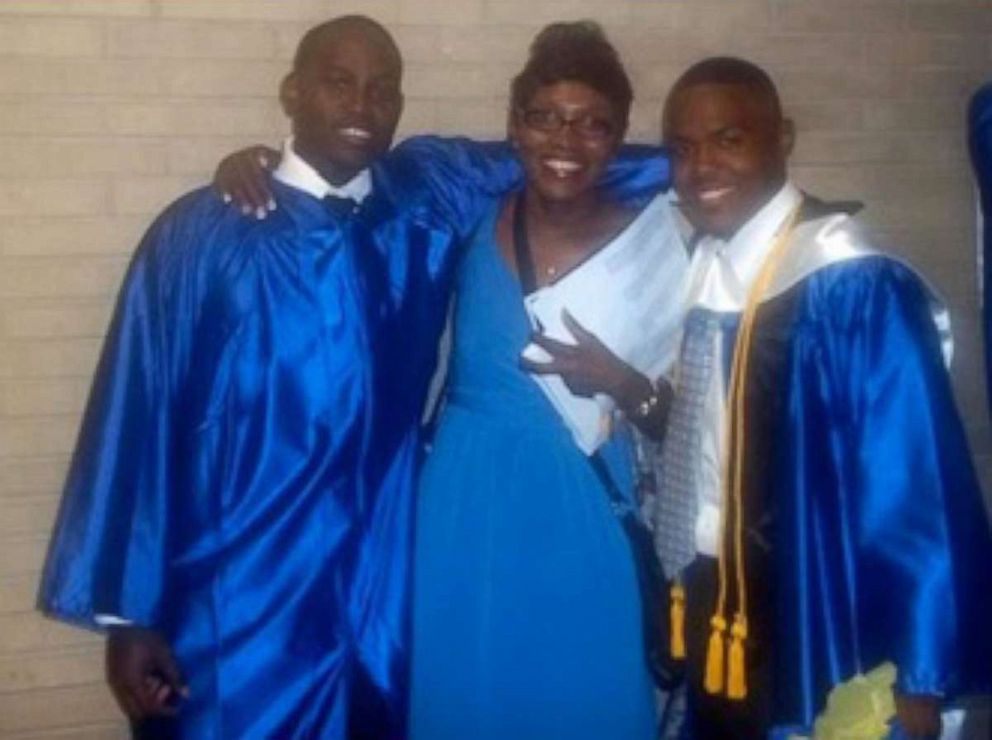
518, 108, 617, 141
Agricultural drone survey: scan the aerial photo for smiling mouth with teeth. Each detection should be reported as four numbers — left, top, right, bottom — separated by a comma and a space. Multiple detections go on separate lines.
544, 159, 583, 177
696, 186, 734, 203
339, 127, 372, 143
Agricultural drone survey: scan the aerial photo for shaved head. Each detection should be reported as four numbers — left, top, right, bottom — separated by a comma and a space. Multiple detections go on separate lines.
293, 15, 402, 76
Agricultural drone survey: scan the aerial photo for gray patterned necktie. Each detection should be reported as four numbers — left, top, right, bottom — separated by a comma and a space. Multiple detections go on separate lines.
653, 308, 720, 579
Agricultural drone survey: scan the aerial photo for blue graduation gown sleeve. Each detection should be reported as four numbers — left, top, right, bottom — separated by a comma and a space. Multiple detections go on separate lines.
968, 83, 992, 419
38, 196, 205, 629
775, 258, 992, 727
385, 136, 520, 236
385, 136, 669, 235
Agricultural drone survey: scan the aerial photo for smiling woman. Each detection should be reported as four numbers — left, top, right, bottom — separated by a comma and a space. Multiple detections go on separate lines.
502, 78, 632, 280
408, 22, 676, 740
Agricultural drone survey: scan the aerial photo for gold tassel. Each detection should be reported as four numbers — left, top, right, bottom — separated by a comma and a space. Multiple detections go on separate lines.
727, 613, 748, 700
669, 582, 686, 659
703, 614, 727, 694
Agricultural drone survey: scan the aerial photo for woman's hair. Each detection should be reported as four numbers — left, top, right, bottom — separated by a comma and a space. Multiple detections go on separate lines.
510, 21, 633, 127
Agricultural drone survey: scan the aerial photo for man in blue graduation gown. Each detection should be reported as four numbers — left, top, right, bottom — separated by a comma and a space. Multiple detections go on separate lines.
651, 58, 992, 738
36, 16, 524, 738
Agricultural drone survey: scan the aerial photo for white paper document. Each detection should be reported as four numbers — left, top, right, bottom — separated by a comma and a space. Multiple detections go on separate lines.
521, 193, 690, 454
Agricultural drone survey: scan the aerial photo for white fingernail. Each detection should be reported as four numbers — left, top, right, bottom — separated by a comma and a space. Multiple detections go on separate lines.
267, 199, 276, 211
241, 205, 251, 215
222, 192, 232, 204
255, 207, 267, 220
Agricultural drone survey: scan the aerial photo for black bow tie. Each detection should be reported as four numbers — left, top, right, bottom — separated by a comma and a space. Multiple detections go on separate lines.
323, 194, 359, 218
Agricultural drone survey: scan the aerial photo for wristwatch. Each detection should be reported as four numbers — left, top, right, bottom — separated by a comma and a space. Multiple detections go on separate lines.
632, 386, 662, 419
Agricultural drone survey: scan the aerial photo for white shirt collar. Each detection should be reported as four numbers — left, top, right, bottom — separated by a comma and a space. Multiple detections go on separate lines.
272, 137, 372, 203
685, 182, 802, 312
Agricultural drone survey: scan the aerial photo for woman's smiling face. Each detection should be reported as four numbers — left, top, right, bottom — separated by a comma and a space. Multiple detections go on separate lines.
510, 80, 624, 204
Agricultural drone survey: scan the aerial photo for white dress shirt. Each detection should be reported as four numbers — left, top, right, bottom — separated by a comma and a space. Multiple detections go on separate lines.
684, 182, 802, 557
273, 137, 372, 203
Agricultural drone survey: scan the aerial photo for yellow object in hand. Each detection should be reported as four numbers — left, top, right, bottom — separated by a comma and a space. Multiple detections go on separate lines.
812, 662, 897, 740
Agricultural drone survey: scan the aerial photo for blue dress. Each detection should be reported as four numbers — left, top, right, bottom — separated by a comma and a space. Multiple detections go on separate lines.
410, 203, 657, 739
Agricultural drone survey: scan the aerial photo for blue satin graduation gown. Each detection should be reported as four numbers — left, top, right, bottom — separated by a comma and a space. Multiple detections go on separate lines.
754, 257, 992, 734
40, 181, 417, 738
969, 83, 992, 420
37, 137, 668, 737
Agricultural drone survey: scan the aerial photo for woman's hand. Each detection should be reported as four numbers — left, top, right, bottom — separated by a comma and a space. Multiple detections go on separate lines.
521, 311, 670, 437
521, 311, 651, 407
213, 145, 279, 219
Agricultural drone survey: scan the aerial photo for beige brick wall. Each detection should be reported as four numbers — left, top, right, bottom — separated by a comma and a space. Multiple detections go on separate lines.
0, 1, 989, 735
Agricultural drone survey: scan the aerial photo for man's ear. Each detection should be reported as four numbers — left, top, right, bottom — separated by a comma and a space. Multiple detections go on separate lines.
279, 72, 300, 118
779, 117, 796, 159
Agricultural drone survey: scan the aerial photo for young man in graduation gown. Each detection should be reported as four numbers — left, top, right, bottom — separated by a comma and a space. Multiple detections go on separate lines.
650, 57, 992, 739
35, 16, 532, 738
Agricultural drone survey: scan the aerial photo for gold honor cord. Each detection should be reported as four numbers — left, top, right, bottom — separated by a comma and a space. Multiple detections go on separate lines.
670, 580, 686, 659
704, 205, 803, 700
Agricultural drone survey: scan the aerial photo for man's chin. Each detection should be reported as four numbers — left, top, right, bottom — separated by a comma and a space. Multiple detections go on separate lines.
318, 149, 383, 184
681, 201, 748, 240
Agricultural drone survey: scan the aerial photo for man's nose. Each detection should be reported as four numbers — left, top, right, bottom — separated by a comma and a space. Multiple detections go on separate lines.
681, 145, 717, 181
345, 85, 372, 115
692, 143, 718, 172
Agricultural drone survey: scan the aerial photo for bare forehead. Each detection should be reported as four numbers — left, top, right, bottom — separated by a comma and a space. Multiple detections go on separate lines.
666, 83, 774, 134
526, 80, 616, 111
298, 25, 401, 76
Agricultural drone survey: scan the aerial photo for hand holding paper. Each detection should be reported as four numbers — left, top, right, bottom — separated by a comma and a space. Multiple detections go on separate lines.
519, 193, 689, 453
523, 311, 652, 405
